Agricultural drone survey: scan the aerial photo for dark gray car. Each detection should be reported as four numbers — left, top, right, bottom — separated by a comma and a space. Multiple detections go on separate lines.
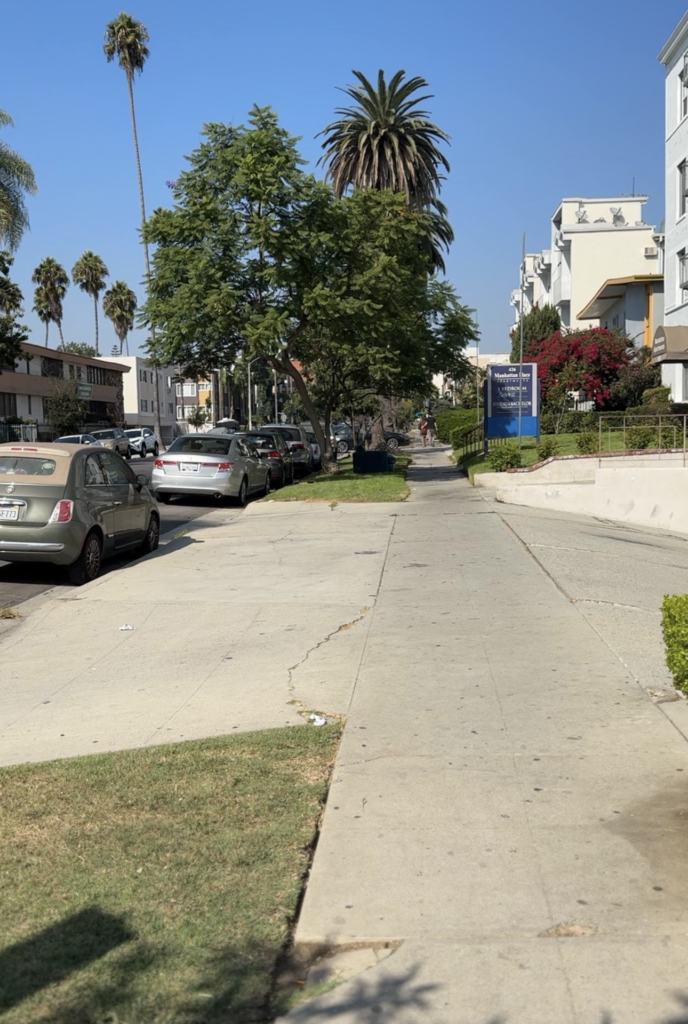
261, 424, 313, 476
0, 443, 160, 585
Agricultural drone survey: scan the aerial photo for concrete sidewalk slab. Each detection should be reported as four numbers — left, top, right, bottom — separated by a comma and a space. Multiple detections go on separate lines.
284, 447, 688, 1024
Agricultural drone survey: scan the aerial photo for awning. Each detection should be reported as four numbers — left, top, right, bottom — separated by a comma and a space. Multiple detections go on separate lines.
577, 275, 663, 320
652, 325, 688, 363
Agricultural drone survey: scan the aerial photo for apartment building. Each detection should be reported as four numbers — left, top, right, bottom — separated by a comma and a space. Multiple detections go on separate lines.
0, 342, 129, 438
654, 14, 688, 401
107, 355, 178, 442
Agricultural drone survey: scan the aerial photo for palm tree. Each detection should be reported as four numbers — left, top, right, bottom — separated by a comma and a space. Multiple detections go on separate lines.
318, 70, 450, 209
0, 110, 38, 251
72, 251, 109, 356
32, 257, 69, 347
103, 280, 137, 354
104, 12, 161, 436
318, 70, 452, 270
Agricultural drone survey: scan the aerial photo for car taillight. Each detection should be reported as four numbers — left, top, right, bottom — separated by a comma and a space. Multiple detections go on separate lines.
217, 462, 233, 471
267, 450, 281, 459
154, 459, 163, 467
48, 499, 74, 524
292, 442, 306, 450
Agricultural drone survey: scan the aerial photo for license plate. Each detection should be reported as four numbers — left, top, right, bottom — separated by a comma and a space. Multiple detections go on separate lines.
180, 463, 199, 472
0, 507, 19, 521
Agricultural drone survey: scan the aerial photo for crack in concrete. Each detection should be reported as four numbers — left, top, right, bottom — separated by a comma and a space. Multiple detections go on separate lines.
286, 608, 370, 722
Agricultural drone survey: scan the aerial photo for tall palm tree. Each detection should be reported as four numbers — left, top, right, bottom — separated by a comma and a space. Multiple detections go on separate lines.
72, 251, 109, 356
0, 110, 38, 252
318, 70, 452, 271
103, 279, 137, 354
318, 70, 450, 208
32, 257, 69, 347
104, 13, 162, 435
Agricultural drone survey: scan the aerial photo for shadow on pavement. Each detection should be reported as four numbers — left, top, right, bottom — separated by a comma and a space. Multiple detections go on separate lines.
0, 907, 134, 1015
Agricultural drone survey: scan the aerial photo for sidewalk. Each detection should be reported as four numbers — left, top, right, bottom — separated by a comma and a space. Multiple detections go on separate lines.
284, 445, 688, 1024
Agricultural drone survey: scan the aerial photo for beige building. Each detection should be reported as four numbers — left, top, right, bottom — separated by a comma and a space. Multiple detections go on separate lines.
0, 343, 129, 440
107, 355, 178, 443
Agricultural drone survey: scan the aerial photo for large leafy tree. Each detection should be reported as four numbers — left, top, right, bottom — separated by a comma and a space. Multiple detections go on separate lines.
32, 257, 69, 347
104, 12, 161, 435
510, 303, 561, 363
0, 110, 37, 252
72, 251, 109, 355
318, 69, 452, 273
103, 280, 137, 354
142, 107, 476, 471
0, 251, 29, 370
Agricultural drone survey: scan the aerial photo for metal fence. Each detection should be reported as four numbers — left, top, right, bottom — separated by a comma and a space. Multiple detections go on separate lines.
0, 422, 38, 444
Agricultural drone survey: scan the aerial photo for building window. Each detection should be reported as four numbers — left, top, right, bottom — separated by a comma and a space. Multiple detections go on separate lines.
176, 405, 184, 420
86, 365, 119, 387
140, 369, 147, 383
175, 383, 182, 397
41, 356, 63, 378
167, 376, 173, 390
680, 162, 688, 218
681, 59, 688, 121
198, 381, 211, 389
679, 250, 688, 297
612, 315, 619, 328
0, 393, 17, 418
168, 402, 174, 415
182, 382, 196, 397
140, 399, 148, 412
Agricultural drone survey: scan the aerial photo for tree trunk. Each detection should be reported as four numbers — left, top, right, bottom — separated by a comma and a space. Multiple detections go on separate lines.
369, 410, 386, 449
127, 72, 163, 446
57, 319, 65, 348
93, 297, 99, 356
272, 354, 337, 474
45, 322, 49, 346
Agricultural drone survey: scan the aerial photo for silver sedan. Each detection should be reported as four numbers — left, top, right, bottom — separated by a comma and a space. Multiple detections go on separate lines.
151, 434, 270, 505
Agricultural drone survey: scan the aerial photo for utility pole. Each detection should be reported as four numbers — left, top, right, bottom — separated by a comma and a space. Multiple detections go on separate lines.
518, 231, 526, 450
274, 369, 279, 422
247, 361, 252, 429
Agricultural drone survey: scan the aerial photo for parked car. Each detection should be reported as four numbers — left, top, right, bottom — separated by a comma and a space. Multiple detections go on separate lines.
0, 442, 159, 585
331, 423, 410, 454
90, 427, 131, 459
54, 434, 103, 446
124, 427, 159, 458
151, 433, 270, 506
305, 430, 322, 469
225, 430, 294, 487
261, 424, 313, 476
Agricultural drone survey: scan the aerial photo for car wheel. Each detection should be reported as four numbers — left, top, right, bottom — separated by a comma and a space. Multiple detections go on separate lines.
263, 472, 271, 497
68, 531, 102, 586
336, 439, 349, 455
386, 437, 400, 452
153, 444, 159, 457
125, 447, 132, 460
139, 514, 160, 555
140, 449, 147, 458
236, 477, 248, 507
158, 493, 172, 504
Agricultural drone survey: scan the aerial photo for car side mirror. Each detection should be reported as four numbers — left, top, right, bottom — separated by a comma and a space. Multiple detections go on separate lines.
135, 474, 147, 489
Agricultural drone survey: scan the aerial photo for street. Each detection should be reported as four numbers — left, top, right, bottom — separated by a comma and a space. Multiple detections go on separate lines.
0, 454, 242, 608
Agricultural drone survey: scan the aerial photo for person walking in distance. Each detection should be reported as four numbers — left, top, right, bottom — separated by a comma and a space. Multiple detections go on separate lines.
419, 414, 428, 447
426, 412, 437, 446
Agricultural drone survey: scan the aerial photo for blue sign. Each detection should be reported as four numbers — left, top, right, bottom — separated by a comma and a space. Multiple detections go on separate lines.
486, 363, 539, 439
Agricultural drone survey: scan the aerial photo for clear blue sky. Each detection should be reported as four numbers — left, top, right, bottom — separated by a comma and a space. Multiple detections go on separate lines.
3, 0, 687, 356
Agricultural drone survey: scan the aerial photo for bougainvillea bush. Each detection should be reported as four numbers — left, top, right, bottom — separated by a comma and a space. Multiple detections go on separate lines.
527, 328, 633, 410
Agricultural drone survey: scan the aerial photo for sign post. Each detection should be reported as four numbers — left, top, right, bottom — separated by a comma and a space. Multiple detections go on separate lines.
485, 364, 538, 440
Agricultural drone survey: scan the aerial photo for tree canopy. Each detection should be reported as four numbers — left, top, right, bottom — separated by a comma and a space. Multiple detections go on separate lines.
510, 304, 561, 363
142, 106, 476, 469
0, 110, 37, 252
0, 250, 28, 370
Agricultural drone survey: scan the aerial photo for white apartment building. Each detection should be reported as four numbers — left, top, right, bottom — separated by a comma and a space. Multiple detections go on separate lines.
655, 14, 688, 402
512, 198, 660, 331
107, 356, 178, 443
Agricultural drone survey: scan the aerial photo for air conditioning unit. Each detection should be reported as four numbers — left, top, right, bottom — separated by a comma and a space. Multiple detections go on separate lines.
644, 247, 658, 257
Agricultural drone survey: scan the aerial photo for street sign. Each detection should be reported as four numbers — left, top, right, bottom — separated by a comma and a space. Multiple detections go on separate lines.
485, 363, 538, 439
76, 383, 93, 399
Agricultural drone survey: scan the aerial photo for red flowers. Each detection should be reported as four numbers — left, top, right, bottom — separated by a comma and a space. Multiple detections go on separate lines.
526, 328, 633, 408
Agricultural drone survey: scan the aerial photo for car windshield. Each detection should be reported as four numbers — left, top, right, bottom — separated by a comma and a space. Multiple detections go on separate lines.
92, 430, 116, 439
0, 457, 57, 476
124, 429, 142, 438
270, 427, 301, 441
166, 436, 232, 456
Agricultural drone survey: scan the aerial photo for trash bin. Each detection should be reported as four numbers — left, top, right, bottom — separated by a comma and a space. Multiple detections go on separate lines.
353, 446, 396, 474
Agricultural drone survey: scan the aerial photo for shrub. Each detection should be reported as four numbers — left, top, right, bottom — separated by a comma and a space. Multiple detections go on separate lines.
435, 409, 478, 444
487, 443, 522, 472
539, 410, 597, 434
625, 426, 655, 450
536, 437, 560, 462
642, 386, 671, 406
449, 423, 478, 449
576, 431, 598, 455
661, 595, 688, 694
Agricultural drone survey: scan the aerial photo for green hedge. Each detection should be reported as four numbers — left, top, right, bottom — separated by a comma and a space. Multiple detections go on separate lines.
661, 595, 688, 694
435, 409, 480, 444
487, 443, 522, 471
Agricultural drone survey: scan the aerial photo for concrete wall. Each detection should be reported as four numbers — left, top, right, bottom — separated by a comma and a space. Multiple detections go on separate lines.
495, 465, 688, 535
473, 450, 688, 489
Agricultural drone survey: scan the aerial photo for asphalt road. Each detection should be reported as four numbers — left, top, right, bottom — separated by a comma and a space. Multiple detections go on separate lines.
0, 454, 238, 609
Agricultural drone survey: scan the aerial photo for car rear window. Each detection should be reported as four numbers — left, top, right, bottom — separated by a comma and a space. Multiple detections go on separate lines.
0, 457, 57, 476
245, 434, 277, 450
56, 436, 79, 444
271, 427, 301, 441
167, 436, 232, 456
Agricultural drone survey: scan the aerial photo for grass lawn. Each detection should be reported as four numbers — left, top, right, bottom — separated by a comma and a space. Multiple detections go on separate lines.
267, 454, 411, 503
461, 432, 628, 481
0, 725, 341, 1024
